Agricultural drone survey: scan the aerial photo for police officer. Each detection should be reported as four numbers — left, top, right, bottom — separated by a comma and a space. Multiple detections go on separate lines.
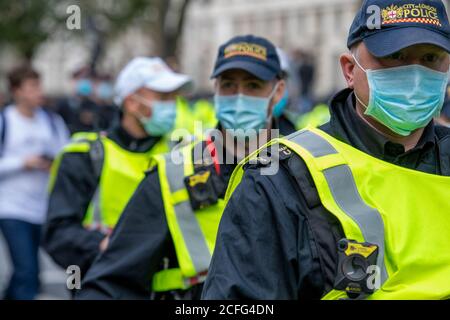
273, 47, 298, 136
75, 35, 286, 300
203, 0, 450, 300
43, 57, 192, 276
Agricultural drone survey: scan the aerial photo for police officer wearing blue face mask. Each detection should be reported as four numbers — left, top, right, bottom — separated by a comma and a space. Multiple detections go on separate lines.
203, 0, 450, 300
43, 57, 192, 280
75, 35, 287, 300
212, 37, 289, 141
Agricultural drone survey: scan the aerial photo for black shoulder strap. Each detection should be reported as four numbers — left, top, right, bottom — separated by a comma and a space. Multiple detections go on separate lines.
88, 134, 105, 182
70, 132, 105, 181
281, 152, 322, 209
281, 150, 344, 296
0, 108, 6, 157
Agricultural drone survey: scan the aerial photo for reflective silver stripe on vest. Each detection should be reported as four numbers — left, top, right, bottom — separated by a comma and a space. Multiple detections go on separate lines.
164, 149, 212, 274
285, 130, 338, 157
287, 130, 388, 286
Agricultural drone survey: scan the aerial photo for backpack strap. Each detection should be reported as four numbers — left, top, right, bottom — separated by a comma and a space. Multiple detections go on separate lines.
88, 134, 105, 182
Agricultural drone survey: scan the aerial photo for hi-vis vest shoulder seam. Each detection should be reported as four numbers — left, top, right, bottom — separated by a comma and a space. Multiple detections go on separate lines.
84, 136, 170, 231
150, 142, 224, 293
225, 127, 450, 300
48, 132, 101, 193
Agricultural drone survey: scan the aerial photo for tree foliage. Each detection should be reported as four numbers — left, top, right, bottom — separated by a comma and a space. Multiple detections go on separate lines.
0, 0, 192, 62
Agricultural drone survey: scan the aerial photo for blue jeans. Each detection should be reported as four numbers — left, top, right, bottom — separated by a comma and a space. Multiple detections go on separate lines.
0, 219, 41, 300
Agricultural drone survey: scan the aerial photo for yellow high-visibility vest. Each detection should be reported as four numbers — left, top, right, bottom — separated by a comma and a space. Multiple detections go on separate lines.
192, 99, 218, 131
50, 132, 171, 232
296, 104, 331, 130
149, 141, 225, 292
226, 127, 450, 300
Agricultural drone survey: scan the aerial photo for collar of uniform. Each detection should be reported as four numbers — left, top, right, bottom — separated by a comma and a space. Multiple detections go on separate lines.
206, 127, 238, 180
107, 125, 162, 153
276, 114, 296, 137
328, 88, 436, 160
192, 138, 236, 199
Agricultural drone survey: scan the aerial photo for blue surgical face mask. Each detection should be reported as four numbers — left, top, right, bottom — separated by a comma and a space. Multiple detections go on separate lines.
272, 88, 289, 118
137, 98, 177, 137
76, 79, 93, 97
97, 82, 114, 101
353, 54, 449, 136
214, 84, 278, 135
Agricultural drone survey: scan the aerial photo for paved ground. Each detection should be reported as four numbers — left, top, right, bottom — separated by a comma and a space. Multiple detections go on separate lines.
0, 232, 71, 300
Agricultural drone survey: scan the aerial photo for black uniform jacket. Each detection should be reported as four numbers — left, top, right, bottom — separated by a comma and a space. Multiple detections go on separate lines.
202, 88, 450, 299
43, 125, 163, 275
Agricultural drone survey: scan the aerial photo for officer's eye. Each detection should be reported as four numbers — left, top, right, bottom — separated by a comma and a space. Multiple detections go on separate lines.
220, 81, 235, 90
388, 52, 406, 61
422, 53, 439, 63
246, 81, 263, 90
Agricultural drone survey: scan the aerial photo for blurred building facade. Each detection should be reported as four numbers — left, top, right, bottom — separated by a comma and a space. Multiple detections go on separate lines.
181, 0, 360, 98
1, 0, 360, 99
0, 28, 154, 98
1, 0, 448, 99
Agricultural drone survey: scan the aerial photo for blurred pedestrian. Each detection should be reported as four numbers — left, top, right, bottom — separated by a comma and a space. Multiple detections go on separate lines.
93, 73, 119, 131
0, 65, 69, 300
55, 67, 110, 134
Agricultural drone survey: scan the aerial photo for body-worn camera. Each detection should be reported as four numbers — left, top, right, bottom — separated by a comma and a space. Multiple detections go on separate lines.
184, 166, 225, 210
334, 239, 379, 299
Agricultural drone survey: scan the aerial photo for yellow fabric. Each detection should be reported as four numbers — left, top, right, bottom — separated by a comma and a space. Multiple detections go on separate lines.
152, 269, 187, 292
174, 97, 195, 134
226, 127, 450, 300
192, 99, 218, 131
83, 137, 170, 228
71, 131, 100, 143
50, 131, 171, 229
48, 142, 91, 192
172, 97, 217, 143
286, 128, 450, 300
296, 104, 330, 130
151, 142, 225, 292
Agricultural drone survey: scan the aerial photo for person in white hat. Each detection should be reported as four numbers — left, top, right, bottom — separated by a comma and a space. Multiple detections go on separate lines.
42, 57, 192, 282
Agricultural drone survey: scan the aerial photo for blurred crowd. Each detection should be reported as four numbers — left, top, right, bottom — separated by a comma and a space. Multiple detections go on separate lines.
0, 47, 332, 140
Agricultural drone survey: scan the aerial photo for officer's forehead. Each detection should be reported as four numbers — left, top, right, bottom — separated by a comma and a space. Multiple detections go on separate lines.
217, 69, 265, 82
390, 44, 447, 55
357, 42, 449, 57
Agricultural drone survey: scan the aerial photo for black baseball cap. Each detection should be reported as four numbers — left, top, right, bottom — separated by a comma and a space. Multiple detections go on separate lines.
348, 0, 450, 57
211, 35, 282, 81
